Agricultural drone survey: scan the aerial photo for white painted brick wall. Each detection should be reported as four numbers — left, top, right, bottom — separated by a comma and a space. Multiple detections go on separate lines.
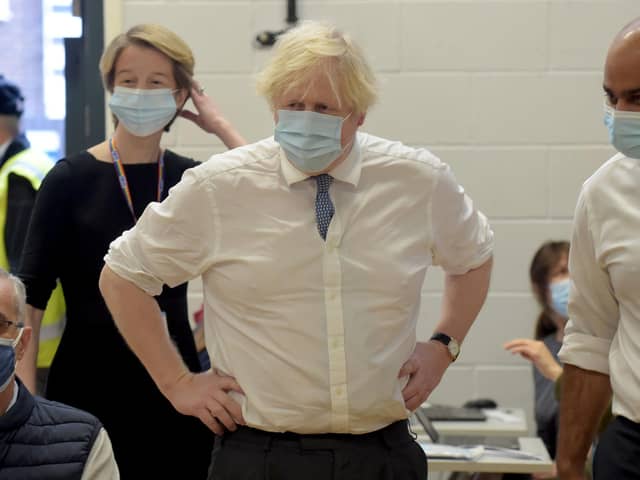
109, 0, 638, 435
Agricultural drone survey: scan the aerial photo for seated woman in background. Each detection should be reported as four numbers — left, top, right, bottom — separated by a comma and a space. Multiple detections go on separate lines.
505, 240, 569, 478
447, 242, 570, 480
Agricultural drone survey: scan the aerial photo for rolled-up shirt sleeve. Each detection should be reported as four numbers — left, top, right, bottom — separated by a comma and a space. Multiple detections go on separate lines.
430, 164, 494, 274
558, 189, 619, 375
104, 167, 218, 296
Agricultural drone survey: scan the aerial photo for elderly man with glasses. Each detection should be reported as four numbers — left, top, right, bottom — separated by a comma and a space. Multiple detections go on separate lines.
0, 268, 119, 479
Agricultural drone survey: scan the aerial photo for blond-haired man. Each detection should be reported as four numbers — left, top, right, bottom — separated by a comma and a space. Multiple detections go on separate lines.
99, 22, 493, 479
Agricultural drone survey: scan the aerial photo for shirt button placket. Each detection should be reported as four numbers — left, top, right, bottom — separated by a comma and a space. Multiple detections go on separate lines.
324, 227, 348, 431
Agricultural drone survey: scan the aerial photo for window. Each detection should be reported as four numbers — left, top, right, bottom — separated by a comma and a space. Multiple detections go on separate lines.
0, 0, 81, 160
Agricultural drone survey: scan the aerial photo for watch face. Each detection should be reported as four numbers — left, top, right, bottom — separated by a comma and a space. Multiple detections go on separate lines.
430, 333, 460, 360
449, 340, 460, 359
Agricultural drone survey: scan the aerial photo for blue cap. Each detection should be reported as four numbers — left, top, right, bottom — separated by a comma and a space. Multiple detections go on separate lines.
0, 75, 24, 117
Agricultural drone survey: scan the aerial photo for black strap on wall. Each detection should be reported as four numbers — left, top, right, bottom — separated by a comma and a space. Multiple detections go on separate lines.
255, 0, 298, 48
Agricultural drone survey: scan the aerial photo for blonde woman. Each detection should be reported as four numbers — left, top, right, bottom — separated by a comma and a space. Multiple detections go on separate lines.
17, 24, 245, 478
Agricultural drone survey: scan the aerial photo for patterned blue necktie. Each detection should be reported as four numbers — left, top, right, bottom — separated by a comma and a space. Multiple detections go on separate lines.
314, 174, 334, 240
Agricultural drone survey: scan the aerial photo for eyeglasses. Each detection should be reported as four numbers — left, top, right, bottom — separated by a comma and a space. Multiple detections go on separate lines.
0, 317, 24, 339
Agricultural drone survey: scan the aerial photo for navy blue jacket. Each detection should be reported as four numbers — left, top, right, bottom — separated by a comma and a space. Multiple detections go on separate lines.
0, 379, 102, 479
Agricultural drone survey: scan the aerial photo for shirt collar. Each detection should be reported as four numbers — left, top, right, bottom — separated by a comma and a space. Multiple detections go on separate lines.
279, 133, 362, 187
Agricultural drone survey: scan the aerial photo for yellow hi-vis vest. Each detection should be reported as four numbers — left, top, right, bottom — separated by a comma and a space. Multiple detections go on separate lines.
0, 148, 65, 368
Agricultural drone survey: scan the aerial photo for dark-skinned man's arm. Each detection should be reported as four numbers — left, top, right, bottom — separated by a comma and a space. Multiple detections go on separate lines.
556, 364, 612, 479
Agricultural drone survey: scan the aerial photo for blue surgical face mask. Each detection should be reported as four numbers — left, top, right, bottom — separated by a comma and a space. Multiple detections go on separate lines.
0, 329, 22, 393
549, 278, 569, 319
274, 110, 351, 173
109, 86, 178, 137
604, 104, 640, 159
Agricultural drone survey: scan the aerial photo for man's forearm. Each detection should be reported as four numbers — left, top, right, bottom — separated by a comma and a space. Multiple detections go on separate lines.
557, 363, 612, 479
436, 256, 492, 342
98, 266, 189, 394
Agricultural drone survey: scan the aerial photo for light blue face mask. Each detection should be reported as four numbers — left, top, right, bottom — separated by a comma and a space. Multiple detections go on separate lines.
604, 104, 640, 159
274, 110, 349, 173
109, 86, 178, 137
0, 329, 22, 393
549, 278, 569, 319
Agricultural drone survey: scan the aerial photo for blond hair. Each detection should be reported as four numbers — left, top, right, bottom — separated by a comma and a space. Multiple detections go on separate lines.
256, 21, 377, 113
99, 24, 194, 93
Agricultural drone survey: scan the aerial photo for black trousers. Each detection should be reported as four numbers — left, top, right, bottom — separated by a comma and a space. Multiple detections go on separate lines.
593, 415, 640, 480
207, 420, 428, 480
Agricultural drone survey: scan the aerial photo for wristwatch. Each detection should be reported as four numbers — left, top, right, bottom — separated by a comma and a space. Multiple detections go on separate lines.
430, 332, 460, 362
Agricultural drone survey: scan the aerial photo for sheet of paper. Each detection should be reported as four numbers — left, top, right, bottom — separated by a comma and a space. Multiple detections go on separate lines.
480, 446, 546, 461
483, 409, 522, 423
419, 443, 485, 460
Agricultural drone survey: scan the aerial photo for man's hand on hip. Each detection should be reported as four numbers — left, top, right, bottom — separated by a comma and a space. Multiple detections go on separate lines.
398, 340, 451, 411
165, 369, 245, 435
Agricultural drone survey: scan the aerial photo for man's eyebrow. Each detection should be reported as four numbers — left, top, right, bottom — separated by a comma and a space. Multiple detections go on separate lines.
602, 85, 640, 96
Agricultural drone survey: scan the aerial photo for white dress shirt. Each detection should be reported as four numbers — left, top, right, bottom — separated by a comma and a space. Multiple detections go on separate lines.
559, 152, 640, 423
105, 132, 493, 434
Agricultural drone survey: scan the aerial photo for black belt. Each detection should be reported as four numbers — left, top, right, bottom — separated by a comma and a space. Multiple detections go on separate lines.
618, 415, 640, 430
222, 420, 412, 451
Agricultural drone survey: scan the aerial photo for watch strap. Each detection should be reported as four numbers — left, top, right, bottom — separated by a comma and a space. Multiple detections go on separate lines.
429, 332, 459, 361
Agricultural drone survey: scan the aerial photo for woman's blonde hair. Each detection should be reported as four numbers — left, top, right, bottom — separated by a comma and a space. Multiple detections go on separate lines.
99, 24, 194, 93
256, 21, 377, 114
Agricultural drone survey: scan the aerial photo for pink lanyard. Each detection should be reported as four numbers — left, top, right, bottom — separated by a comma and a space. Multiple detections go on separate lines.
108, 137, 165, 223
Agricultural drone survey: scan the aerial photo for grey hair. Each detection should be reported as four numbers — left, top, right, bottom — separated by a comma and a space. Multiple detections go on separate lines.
0, 268, 26, 324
